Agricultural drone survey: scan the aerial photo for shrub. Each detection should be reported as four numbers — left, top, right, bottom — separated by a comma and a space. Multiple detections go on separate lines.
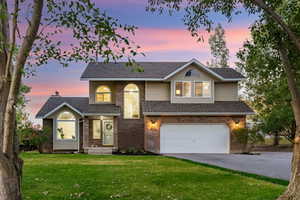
232, 127, 264, 153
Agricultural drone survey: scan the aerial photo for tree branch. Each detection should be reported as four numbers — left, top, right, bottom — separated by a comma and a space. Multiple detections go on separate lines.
5, 0, 19, 78
253, 0, 300, 52
3, 0, 43, 155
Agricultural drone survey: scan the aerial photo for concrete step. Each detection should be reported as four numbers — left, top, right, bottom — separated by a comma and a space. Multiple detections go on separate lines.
85, 147, 114, 155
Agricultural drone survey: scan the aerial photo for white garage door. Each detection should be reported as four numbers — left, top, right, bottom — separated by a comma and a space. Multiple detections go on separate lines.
160, 124, 229, 153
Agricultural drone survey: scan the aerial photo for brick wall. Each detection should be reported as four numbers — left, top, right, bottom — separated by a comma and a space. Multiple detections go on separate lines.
144, 115, 246, 153
115, 81, 145, 150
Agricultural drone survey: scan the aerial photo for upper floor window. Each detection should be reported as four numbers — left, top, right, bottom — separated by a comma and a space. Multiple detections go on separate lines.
56, 111, 76, 140
95, 86, 111, 103
175, 81, 192, 97
175, 81, 211, 98
124, 84, 140, 119
195, 81, 211, 97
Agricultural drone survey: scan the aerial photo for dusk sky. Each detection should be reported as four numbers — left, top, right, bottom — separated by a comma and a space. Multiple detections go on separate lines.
23, 0, 256, 123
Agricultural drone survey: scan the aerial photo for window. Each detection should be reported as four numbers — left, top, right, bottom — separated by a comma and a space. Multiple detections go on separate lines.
185, 69, 200, 77
175, 81, 192, 97
95, 86, 111, 103
93, 120, 101, 139
124, 84, 140, 119
56, 111, 76, 140
195, 81, 211, 97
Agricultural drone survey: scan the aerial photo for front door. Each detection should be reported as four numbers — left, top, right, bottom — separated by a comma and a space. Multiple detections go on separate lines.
102, 120, 114, 146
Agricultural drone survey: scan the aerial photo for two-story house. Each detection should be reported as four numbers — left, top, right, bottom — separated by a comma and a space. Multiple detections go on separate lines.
36, 59, 254, 154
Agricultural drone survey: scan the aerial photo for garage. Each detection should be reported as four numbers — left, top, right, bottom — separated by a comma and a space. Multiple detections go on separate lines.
160, 124, 230, 153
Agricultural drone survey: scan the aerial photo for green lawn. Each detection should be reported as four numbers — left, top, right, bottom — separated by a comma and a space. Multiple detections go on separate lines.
22, 152, 286, 200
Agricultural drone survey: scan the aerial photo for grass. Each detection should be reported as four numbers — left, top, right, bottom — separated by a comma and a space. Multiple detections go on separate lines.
21, 152, 286, 200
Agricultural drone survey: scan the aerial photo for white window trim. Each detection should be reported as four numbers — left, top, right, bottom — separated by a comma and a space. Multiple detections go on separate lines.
194, 80, 212, 98
95, 85, 112, 103
174, 80, 212, 98
56, 119, 77, 141
174, 81, 192, 98
123, 84, 140, 119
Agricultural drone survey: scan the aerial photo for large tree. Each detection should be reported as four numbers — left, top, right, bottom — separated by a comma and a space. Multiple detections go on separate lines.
207, 23, 229, 68
0, 0, 140, 199
148, 0, 300, 199
236, 23, 297, 144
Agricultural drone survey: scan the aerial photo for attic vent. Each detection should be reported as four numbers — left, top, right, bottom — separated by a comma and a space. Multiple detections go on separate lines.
185, 69, 200, 77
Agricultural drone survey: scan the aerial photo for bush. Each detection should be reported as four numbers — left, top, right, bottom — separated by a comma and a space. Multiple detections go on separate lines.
232, 127, 264, 153
19, 126, 50, 153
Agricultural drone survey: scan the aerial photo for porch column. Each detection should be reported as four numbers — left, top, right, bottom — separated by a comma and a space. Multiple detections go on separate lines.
83, 117, 89, 151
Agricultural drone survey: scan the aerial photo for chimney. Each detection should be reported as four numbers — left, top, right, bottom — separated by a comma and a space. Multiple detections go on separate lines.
52, 91, 60, 97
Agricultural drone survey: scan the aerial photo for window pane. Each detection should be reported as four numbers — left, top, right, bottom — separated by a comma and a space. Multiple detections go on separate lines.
175, 82, 182, 96
96, 86, 110, 93
124, 84, 139, 92
124, 92, 139, 119
183, 82, 192, 97
57, 121, 76, 140
93, 120, 101, 139
203, 82, 211, 97
57, 111, 75, 120
195, 82, 203, 96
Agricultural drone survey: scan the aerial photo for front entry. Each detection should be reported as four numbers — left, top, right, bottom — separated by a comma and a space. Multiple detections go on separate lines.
102, 120, 114, 146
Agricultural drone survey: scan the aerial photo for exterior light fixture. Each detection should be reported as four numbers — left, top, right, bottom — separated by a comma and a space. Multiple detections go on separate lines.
234, 120, 240, 128
148, 120, 158, 130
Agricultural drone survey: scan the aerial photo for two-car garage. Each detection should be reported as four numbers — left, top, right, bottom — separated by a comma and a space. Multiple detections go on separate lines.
160, 124, 230, 153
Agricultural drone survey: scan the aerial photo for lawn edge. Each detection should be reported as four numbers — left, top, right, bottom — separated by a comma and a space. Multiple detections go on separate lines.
164, 155, 289, 186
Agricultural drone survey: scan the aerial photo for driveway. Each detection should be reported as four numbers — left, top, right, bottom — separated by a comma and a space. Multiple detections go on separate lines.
165, 152, 292, 180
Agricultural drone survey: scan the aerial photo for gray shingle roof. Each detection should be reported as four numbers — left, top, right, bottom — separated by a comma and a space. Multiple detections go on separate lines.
36, 97, 120, 118
80, 62, 244, 80
142, 101, 254, 115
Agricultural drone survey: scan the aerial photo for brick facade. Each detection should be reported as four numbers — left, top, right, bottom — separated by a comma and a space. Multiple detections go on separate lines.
144, 115, 246, 154
115, 81, 145, 150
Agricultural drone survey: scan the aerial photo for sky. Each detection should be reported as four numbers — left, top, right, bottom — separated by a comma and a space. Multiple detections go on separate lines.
22, 0, 256, 124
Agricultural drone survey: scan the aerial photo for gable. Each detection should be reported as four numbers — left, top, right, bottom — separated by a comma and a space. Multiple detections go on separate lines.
168, 64, 218, 81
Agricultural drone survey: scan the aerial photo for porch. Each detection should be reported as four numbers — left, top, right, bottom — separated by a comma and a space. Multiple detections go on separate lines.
82, 116, 118, 154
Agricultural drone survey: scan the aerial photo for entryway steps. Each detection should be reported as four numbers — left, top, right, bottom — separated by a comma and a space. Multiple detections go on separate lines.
85, 147, 114, 155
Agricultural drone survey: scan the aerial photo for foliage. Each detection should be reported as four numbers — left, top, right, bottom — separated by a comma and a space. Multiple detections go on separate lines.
21, 153, 285, 200
207, 23, 229, 67
232, 127, 264, 153
235, 1, 300, 143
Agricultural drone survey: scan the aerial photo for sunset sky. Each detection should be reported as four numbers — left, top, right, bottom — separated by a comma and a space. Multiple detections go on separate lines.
23, 0, 256, 123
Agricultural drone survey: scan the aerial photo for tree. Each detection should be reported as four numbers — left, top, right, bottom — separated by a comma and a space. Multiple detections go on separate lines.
148, 0, 300, 199
207, 23, 229, 68
0, 0, 141, 199
236, 27, 297, 144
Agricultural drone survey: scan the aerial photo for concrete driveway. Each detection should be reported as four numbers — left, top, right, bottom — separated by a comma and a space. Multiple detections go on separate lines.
165, 152, 292, 180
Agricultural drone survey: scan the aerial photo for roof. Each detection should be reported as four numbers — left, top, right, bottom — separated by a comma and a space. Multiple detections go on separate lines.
142, 101, 254, 115
36, 97, 120, 118
80, 59, 244, 81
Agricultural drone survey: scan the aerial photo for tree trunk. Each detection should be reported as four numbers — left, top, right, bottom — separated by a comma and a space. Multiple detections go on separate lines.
0, 153, 23, 200
277, 44, 300, 200
273, 133, 280, 146
0, 0, 43, 199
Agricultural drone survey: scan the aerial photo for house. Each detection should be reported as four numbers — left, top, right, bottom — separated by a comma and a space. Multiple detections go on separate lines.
36, 59, 254, 154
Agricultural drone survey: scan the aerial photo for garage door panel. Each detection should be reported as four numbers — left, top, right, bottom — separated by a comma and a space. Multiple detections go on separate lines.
160, 124, 229, 153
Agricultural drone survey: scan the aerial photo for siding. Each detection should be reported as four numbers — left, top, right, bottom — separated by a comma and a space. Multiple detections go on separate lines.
215, 82, 239, 101
145, 82, 170, 101
169, 65, 215, 103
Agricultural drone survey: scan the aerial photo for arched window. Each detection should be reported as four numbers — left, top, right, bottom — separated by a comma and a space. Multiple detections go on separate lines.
56, 111, 76, 140
95, 86, 111, 103
124, 84, 140, 119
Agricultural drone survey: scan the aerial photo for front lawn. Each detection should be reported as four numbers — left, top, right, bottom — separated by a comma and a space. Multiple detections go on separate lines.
22, 152, 285, 200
